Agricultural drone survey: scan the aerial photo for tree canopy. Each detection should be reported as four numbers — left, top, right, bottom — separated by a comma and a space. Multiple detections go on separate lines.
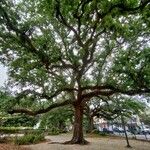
0, 0, 150, 144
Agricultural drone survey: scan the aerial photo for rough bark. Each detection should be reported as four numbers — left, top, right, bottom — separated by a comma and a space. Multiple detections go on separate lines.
64, 104, 88, 144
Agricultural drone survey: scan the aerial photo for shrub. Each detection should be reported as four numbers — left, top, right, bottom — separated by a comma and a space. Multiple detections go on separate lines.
24, 129, 45, 135
0, 127, 33, 134
47, 127, 60, 135
99, 131, 108, 136
14, 134, 45, 145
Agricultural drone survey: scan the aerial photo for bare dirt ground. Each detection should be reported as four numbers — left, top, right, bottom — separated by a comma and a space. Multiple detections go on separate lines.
25, 134, 150, 150
0, 144, 30, 150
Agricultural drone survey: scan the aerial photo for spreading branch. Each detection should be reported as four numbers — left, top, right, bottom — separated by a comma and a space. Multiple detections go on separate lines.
8, 99, 72, 116
1, 5, 76, 73
82, 85, 150, 100
16, 87, 78, 100
99, 0, 150, 19
55, 0, 84, 47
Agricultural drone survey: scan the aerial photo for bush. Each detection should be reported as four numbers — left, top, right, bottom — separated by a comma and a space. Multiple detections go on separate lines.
99, 131, 108, 136
47, 127, 60, 135
14, 134, 45, 145
0, 127, 33, 134
24, 129, 45, 135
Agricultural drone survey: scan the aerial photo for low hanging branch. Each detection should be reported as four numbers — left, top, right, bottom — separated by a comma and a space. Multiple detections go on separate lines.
8, 99, 72, 116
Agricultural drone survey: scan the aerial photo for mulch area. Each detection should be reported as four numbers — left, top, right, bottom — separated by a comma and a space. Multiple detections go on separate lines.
0, 144, 31, 150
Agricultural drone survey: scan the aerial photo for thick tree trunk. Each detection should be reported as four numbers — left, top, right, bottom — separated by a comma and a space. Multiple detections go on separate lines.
64, 104, 88, 144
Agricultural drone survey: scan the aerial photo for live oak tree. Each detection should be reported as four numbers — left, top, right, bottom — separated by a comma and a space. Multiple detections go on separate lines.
0, 0, 150, 144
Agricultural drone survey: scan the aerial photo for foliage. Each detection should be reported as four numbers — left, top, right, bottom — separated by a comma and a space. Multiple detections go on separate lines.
47, 128, 60, 135
0, 90, 14, 113
84, 95, 146, 132
1, 115, 38, 127
26, 129, 45, 135
0, 127, 18, 134
0, 90, 38, 127
86, 95, 145, 120
40, 107, 73, 133
0, 0, 149, 114
0, 0, 150, 143
98, 131, 108, 137
0, 127, 32, 134
140, 108, 150, 125
14, 130, 45, 145
14, 131, 45, 145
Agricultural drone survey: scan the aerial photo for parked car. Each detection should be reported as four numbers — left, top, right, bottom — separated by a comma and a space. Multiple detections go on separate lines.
140, 126, 150, 134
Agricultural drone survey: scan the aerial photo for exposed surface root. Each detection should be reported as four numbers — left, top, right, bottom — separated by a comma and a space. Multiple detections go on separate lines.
63, 139, 89, 145
126, 145, 132, 148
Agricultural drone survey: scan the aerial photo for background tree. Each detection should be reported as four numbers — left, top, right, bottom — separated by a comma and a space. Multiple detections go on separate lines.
139, 107, 150, 126
0, 0, 150, 144
85, 95, 145, 132
40, 106, 73, 134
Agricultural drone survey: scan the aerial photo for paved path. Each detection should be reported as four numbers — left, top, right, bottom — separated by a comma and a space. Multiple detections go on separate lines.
26, 134, 150, 150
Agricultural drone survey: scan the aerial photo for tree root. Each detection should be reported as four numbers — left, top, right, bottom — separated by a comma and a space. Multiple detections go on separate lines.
126, 145, 132, 148
63, 139, 89, 145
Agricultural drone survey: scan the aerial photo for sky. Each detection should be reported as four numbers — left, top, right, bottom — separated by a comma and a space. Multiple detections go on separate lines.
0, 64, 8, 87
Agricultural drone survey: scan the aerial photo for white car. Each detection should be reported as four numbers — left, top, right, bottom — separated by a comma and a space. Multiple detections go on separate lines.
140, 125, 150, 134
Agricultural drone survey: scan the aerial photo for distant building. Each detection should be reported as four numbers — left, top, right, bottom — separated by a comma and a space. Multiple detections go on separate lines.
93, 115, 142, 132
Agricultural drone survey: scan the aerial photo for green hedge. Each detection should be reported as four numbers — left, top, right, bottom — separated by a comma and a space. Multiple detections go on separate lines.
0, 127, 44, 134
0, 127, 19, 134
